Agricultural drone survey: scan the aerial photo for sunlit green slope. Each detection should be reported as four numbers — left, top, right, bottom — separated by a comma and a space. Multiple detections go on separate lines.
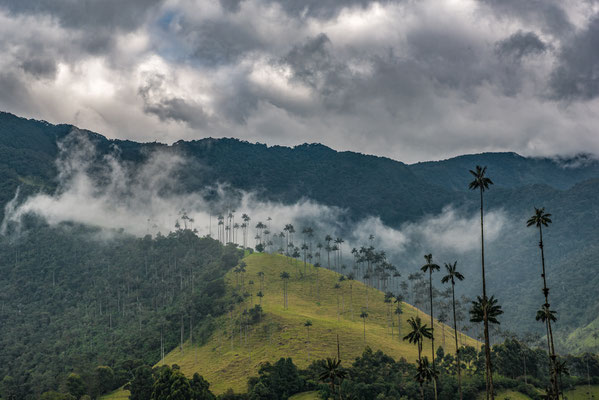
107, 252, 478, 396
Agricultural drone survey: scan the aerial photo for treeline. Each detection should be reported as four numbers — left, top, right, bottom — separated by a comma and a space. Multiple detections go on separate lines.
0, 219, 243, 399
76, 345, 597, 400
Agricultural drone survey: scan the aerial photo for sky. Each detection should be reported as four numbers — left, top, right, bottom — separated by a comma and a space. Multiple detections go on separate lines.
1, 0, 598, 163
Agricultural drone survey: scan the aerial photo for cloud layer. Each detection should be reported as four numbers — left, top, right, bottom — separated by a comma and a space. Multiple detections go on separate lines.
2, 131, 507, 272
1, 0, 598, 162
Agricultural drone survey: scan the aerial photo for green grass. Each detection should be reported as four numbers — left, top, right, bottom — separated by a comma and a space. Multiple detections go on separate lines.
100, 388, 130, 400
564, 384, 599, 399
289, 391, 320, 399
561, 316, 599, 354
477, 390, 532, 400
106, 253, 479, 396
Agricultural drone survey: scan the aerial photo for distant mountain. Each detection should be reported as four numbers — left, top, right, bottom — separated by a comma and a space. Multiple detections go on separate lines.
410, 151, 599, 191
1, 111, 598, 354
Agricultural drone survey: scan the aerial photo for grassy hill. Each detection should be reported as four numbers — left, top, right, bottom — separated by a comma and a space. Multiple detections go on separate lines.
106, 252, 478, 397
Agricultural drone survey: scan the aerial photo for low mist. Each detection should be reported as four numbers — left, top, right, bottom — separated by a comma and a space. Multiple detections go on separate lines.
2, 130, 509, 269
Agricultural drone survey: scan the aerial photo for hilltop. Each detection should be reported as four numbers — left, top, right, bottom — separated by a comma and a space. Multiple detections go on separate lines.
2, 110, 599, 353
107, 252, 478, 396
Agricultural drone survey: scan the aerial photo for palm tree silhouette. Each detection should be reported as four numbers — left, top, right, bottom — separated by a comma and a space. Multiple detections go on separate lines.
256, 291, 264, 305
319, 358, 346, 399
416, 356, 438, 400
421, 254, 441, 400
469, 165, 495, 400
470, 295, 503, 325
554, 357, 569, 399
334, 283, 342, 321
347, 273, 355, 321
360, 311, 369, 343
404, 316, 433, 400
304, 320, 313, 361
394, 293, 404, 338
536, 303, 557, 378
280, 271, 290, 310
441, 261, 465, 400
527, 207, 559, 398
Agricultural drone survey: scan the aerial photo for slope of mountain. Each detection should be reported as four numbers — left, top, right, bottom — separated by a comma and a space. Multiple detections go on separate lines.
1, 111, 599, 355
410, 152, 599, 191
0, 225, 243, 398
106, 252, 478, 396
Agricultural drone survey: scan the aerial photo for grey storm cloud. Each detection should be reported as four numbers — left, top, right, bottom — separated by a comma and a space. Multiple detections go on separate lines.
478, 0, 573, 36
265, 0, 393, 19
495, 31, 548, 61
138, 73, 209, 128
1, 0, 163, 30
1, 0, 599, 162
550, 15, 599, 100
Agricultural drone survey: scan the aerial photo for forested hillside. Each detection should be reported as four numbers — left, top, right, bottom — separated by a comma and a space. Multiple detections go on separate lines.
1, 111, 599, 357
0, 222, 242, 398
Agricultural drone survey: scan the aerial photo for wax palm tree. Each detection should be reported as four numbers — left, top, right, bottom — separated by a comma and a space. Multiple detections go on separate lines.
360, 311, 369, 343
527, 207, 559, 398
554, 358, 569, 400
252, 288, 261, 305
319, 358, 346, 399
257, 271, 265, 291
470, 295, 503, 324
469, 165, 495, 400
536, 304, 557, 371
280, 272, 290, 309
384, 291, 393, 327
404, 316, 433, 400
421, 254, 441, 400
441, 261, 465, 400
347, 273, 355, 321
416, 357, 438, 400
334, 283, 342, 321
304, 320, 313, 360
394, 304, 403, 338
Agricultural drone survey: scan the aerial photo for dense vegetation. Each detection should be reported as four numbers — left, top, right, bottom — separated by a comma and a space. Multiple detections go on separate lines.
94, 345, 599, 400
1, 111, 598, 351
1, 111, 599, 400
0, 221, 243, 399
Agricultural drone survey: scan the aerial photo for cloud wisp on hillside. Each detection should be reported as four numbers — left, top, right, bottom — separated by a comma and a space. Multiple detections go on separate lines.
1, 131, 508, 267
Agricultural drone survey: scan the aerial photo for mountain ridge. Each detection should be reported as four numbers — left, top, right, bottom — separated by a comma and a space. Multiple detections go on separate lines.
1, 110, 599, 354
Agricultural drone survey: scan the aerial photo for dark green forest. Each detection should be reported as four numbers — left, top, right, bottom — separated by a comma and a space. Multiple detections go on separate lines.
1, 111, 599, 399
0, 220, 242, 399
1, 111, 598, 346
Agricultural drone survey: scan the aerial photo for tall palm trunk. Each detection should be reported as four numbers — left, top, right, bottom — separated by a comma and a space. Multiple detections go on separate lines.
418, 340, 424, 400
452, 281, 463, 400
479, 188, 494, 400
538, 225, 559, 398
428, 270, 438, 400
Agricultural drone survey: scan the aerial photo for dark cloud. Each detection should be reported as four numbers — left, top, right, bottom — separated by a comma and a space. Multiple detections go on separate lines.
1, 0, 164, 30
220, 0, 245, 13
1, 0, 164, 56
406, 27, 486, 93
281, 34, 355, 112
266, 0, 391, 19
187, 19, 261, 66
20, 56, 57, 79
218, 78, 259, 124
0, 72, 32, 113
495, 31, 547, 60
284, 33, 333, 88
138, 74, 209, 128
478, 0, 573, 36
550, 15, 599, 100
